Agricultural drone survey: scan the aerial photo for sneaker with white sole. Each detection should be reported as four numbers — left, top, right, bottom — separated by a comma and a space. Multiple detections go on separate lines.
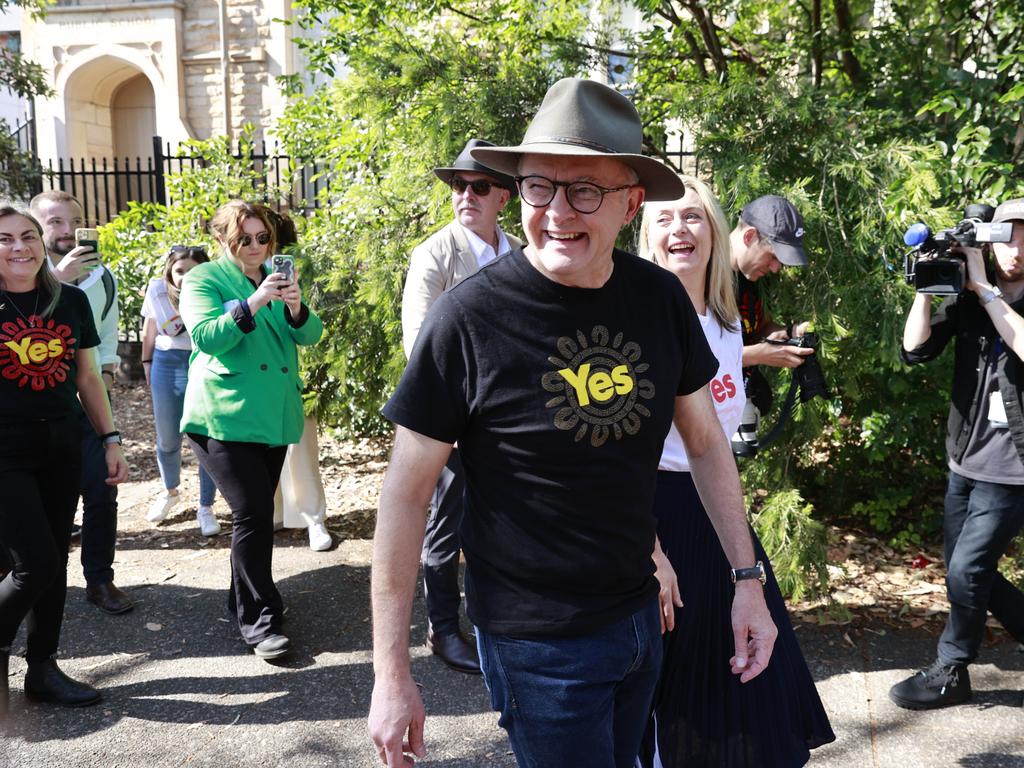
196, 506, 221, 537
146, 491, 179, 523
308, 522, 333, 551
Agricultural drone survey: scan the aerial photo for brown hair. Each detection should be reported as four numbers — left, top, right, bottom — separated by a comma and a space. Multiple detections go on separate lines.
208, 201, 277, 259
163, 246, 210, 308
0, 201, 62, 317
30, 190, 82, 212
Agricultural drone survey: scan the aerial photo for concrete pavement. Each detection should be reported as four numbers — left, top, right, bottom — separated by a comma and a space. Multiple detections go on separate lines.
2, 526, 1022, 767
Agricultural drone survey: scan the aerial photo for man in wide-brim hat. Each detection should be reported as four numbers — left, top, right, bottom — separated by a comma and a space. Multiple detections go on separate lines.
400, 138, 522, 676
369, 78, 776, 768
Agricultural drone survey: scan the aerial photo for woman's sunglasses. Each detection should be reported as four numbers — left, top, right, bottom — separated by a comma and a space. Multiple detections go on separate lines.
236, 232, 272, 247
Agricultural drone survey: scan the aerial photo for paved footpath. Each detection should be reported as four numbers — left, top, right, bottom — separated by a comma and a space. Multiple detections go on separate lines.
2, 527, 1022, 767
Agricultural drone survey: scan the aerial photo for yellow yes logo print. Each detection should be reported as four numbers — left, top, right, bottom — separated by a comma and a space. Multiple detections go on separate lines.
542, 325, 655, 447
1, 315, 75, 391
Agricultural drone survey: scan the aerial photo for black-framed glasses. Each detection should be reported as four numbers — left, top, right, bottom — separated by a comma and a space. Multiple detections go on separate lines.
450, 176, 495, 196
516, 175, 634, 214
169, 245, 209, 262
236, 232, 272, 247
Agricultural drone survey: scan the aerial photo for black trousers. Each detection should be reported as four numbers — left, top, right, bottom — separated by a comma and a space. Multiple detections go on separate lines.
78, 412, 118, 587
187, 434, 287, 646
422, 449, 465, 635
0, 417, 81, 661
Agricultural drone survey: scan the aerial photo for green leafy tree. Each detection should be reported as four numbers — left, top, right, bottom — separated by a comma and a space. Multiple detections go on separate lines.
276, 0, 596, 432
0, 0, 51, 198
623, 0, 1024, 556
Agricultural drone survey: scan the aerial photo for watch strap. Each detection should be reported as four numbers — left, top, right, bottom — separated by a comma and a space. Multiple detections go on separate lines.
731, 560, 766, 585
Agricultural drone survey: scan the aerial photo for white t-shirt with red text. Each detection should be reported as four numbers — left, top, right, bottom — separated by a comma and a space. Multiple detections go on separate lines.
658, 310, 743, 472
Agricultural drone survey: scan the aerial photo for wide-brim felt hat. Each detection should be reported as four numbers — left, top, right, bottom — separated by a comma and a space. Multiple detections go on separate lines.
470, 78, 685, 202
433, 139, 517, 194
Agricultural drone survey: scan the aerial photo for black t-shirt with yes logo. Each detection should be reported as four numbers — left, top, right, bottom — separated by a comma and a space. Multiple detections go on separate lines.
0, 285, 99, 422
384, 248, 717, 638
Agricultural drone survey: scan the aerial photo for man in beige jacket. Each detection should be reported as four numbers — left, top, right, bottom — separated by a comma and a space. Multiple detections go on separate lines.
400, 138, 521, 673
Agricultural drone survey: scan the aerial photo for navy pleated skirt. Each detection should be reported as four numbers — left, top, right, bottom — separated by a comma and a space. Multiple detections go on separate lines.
637, 471, 835, 768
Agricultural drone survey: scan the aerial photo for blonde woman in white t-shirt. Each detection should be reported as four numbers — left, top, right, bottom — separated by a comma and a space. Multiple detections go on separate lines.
140, 246, 220, 536
636, 176, 833, 768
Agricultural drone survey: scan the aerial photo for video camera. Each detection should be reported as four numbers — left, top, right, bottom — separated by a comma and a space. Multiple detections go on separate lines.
731, 332, 829, 458
904, 204, 1013, 295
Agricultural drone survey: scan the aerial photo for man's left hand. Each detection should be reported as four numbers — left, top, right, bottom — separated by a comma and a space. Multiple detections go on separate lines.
729, 581, 777, 683
961, 246, 989, 294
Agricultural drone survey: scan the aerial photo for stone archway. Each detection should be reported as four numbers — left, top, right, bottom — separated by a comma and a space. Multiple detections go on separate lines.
63, 55, 154, 161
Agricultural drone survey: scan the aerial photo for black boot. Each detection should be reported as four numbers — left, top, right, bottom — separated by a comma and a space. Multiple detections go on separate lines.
889, 658, 972, 710
24, 659, 101, 707
1, 647, 9, 718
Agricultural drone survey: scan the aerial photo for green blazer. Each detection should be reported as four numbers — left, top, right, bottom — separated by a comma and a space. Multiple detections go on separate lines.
179, 255, 323, 445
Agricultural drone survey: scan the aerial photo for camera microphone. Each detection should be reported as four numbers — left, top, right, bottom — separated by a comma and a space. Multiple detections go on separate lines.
903, 223, 931, 247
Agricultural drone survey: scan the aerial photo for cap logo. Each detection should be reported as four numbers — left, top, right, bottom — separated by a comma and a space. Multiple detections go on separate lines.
795, 227, 805, 239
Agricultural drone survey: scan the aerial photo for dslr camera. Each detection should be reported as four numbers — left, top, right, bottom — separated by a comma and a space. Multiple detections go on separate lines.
731, 332, 829, 457
904, 204, 1013, 295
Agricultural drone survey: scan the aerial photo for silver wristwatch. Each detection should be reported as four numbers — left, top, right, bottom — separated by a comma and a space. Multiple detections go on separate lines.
981, 286, 1003, 305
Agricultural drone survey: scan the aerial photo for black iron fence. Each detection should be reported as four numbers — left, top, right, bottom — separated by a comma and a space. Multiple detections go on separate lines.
10, 131, 697, 226
16, 135, 329, 226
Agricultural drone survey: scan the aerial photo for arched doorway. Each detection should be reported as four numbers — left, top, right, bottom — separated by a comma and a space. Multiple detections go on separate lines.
62, 58, 157, 220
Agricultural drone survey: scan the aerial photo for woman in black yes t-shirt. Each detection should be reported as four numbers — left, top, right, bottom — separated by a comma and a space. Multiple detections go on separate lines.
0, 203, 129, 716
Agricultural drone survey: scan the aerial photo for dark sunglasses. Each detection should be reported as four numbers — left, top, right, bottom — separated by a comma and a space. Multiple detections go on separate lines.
169, 245, 209, 262
236, 232, 272, 247
450, 176, 496, 196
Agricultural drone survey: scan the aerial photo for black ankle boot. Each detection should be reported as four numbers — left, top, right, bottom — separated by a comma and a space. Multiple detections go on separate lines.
1, 648, 9, 717
24, 659, 101, 707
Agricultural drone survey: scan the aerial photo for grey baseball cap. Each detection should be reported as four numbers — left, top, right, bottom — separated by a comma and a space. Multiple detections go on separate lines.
740, 195, 807, 267
993, 198, 1024, 224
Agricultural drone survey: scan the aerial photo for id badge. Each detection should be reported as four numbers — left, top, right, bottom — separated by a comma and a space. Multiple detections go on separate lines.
988, 391, 1009, 428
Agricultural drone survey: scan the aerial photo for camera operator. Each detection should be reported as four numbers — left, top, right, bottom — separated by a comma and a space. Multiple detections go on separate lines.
890, 197, 1024, 711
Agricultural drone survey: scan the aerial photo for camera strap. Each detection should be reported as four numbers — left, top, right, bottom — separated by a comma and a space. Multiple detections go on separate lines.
753, 372, 801, 449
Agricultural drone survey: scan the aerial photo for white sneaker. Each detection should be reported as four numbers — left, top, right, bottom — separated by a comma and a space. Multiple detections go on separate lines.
147, 490, 179, 523
308, 522, 332, 552
196, 506, 221, 537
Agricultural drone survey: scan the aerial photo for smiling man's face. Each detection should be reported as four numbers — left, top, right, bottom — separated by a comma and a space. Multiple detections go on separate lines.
518, 153, 643, 289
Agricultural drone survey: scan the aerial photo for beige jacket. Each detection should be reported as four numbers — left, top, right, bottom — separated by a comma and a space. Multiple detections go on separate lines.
401, 221, 522, 358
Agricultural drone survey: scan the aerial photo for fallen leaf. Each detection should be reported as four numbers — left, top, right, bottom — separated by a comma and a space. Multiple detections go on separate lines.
145, 622, 162, 631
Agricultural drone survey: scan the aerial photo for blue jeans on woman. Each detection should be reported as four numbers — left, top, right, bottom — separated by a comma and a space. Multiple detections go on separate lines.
151, 348, 215, 505
476, 599, 662, 768
938, 470, 1024, 666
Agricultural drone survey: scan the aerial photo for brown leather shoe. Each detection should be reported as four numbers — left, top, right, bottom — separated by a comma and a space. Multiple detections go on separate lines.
85, 582, 134, 615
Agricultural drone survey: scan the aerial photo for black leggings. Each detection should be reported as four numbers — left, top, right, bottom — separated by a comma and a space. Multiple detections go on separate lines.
187, 434, 287, 646
0, 417, 82, 661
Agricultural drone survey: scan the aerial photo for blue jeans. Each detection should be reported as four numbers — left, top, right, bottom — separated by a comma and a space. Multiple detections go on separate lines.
476, 599, 662, 768
938, 470, 1024, 665
151, 348, 215, 506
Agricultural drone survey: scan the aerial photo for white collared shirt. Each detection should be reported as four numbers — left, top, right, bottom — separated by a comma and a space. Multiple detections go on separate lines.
459, 223, 512, 268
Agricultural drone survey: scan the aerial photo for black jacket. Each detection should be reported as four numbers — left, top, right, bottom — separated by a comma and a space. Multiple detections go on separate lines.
901, 292, 1024, 464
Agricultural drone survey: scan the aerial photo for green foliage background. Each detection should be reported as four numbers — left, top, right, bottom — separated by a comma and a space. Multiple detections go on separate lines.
97, 0, 1024, 596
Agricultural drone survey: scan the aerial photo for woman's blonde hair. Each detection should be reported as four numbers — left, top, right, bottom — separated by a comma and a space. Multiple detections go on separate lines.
0, 201, 62, 318
637, 175, 739, 332
208, 200, 277, 260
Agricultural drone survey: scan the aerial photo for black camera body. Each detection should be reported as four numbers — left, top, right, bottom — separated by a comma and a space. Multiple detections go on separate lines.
904, 204, 1013, 295
730, 332, 829, 457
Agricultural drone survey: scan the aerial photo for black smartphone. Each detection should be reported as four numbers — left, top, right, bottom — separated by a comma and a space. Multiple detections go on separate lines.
272, 255, 295, 283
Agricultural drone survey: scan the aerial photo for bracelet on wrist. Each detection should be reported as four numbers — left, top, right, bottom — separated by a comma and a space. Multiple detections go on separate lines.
141, 359, 152, 364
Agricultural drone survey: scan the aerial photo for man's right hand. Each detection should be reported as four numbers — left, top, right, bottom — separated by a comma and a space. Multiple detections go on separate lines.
368, 674, 427, 767
747, 335, 814, 368
51, 246, 101, 284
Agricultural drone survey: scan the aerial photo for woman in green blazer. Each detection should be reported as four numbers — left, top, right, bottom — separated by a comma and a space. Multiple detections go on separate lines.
180, 201, 323, 660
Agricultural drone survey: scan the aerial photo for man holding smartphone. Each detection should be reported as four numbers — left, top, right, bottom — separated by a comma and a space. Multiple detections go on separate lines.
30, 191, 132, 616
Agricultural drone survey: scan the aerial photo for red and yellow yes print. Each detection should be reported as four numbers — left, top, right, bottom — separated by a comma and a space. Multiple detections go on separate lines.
1, 315, 75, 391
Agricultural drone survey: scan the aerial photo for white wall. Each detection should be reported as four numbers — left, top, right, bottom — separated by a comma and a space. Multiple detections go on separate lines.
0, 6, 30, 130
